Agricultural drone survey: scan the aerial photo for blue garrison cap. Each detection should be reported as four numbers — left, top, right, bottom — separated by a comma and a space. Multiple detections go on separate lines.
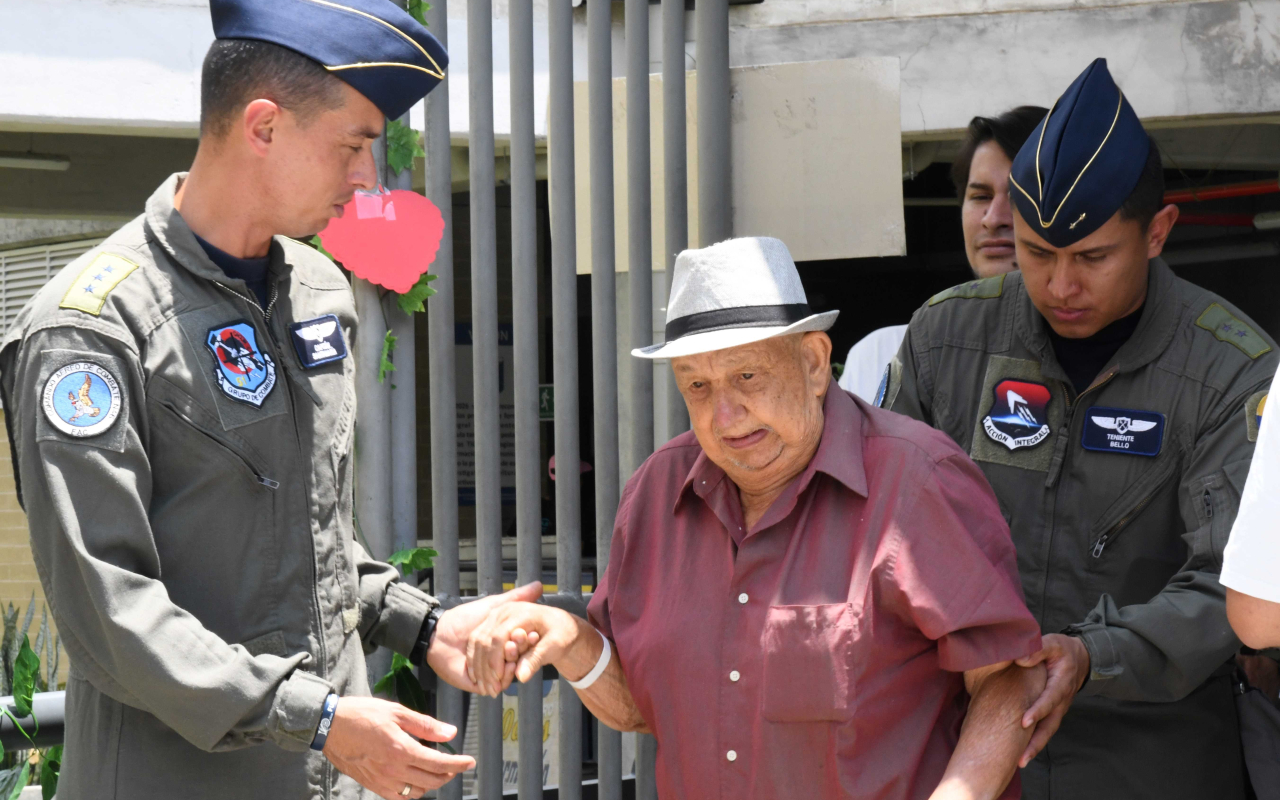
210, 0, 448, 120
1009, 59, 1149, 248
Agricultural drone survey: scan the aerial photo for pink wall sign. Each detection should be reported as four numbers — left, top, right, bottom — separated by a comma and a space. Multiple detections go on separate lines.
318, 189, 445, 293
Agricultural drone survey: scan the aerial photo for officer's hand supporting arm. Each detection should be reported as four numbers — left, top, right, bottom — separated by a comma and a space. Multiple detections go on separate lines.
5, 327, 330, 752
930, 661, 1046, 800
1064, 380, 1269, 703
1014, 633, 1091, 765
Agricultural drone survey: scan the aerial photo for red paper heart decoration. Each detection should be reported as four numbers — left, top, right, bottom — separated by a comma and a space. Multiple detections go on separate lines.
318, 189, 445, 294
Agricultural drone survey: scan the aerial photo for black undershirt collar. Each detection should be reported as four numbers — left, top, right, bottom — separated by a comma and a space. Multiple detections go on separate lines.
1046, 303, 1145, 395
193, 234, 271, 310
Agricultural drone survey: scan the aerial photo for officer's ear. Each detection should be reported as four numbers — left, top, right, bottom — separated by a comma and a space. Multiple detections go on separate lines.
242, 99, 283, 156
1146, 204, 1180, 260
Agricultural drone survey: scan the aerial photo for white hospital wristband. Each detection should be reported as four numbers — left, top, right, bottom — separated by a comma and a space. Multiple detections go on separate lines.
566, 629, 611, 690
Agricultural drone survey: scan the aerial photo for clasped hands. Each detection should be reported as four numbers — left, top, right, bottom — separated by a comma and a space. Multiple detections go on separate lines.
320, 582, 589, 800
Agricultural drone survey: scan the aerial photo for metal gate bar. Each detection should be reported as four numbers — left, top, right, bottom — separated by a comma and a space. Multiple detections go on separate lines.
508, 0, 545, 797
549, 0, 585, 797
625, 1, 661, 794
663, 0, 690, 438
467, 0, 504, 796
626, 0, 654, 474
422, 0, 462, 795
587, 0, 623, 795
697, 0, 732, 245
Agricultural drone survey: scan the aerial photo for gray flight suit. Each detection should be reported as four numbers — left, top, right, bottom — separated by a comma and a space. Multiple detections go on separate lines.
885, 260, 1276, 800
0, 174, 435, 800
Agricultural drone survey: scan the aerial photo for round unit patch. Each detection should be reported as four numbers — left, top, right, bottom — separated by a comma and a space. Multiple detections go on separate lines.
42, 362, 122, 438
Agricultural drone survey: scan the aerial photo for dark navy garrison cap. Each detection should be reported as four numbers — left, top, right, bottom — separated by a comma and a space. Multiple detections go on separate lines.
210, 0, 448, 120
1009, 58, 1149, 248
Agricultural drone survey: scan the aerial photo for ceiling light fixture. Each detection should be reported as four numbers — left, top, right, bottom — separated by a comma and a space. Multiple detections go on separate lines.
0, 152, 71, 171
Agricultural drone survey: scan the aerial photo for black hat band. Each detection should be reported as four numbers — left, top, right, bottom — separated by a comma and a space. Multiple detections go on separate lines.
665, 303, 813, 341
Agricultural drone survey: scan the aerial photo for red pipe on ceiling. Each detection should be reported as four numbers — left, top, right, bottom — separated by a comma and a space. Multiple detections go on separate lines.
1176, 213, 1258, 227
1165, 178, 1280, 204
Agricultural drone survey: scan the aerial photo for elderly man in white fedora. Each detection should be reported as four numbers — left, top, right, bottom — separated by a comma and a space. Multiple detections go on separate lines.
465, 237, 1053, 800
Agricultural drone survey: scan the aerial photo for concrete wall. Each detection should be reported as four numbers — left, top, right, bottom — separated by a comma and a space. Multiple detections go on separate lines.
732, 0, 1280, 136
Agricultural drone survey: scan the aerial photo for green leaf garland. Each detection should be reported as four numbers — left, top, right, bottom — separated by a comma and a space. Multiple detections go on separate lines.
395, 273, 438, 314
385, 119, 425, 176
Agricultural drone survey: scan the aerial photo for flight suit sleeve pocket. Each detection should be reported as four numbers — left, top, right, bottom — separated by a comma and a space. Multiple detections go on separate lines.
33, 348, 132, 453
761, 604, 855, 723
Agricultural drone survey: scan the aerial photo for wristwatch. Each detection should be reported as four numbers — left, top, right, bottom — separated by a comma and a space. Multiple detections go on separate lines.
410, 607, 442, 666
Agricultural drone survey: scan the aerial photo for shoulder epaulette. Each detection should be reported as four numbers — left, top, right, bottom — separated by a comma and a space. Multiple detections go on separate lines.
59, 253, 140, 316
1195, 303, 1271, 359
928, 274, 1005, 306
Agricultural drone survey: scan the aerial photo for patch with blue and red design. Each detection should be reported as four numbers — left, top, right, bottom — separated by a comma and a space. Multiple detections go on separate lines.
982, 379, 1052, 451
205, 321, 277, 407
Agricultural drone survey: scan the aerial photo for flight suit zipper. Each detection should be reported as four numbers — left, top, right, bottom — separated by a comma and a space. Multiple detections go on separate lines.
213, 280, 331, 681
1040, 371, 1117, 617
155, 399, 280, 489
1090, 490, 1160, 557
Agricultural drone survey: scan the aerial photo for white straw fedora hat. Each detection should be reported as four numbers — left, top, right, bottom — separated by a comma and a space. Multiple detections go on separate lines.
633, 236, 838, 360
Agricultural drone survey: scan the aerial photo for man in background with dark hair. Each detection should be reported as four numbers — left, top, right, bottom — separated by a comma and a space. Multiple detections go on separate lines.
0, 2, 537, 798
839, 106, 1045, 401
883, 58, 1275, 799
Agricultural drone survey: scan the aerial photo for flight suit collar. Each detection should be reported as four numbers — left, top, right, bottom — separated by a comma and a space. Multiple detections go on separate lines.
1014, 258, 1180, 390
144, 173, 293, 298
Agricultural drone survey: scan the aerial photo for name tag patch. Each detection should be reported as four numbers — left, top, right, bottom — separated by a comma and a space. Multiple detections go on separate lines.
206, 321, 277, 407
289, 315, 347, 369
982, 379, 1053, 451
1082, 407, 1164, 456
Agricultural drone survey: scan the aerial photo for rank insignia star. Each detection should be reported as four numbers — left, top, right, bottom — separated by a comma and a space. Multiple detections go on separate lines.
60, 253, 141, 316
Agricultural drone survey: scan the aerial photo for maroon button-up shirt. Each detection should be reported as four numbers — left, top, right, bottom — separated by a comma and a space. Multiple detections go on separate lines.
588, 384, 1041, 800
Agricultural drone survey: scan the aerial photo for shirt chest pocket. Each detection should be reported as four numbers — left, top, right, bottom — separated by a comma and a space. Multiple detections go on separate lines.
761, 603, 855, 723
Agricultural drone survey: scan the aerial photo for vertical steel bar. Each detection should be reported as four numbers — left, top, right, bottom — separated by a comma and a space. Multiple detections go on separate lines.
588, 1, 622, 798
388, 105, 418, 560
663, 0, 690, 438
423, 1, 463, 794
509, 0, 544, 797
549, 0, 583, 797
696, 0, 731, 245
469, 0, 502, 796
626, 0, 653, 474
356, 133, 394, 683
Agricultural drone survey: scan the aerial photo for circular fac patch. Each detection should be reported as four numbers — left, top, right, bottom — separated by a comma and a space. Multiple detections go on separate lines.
42, 362, 122, 438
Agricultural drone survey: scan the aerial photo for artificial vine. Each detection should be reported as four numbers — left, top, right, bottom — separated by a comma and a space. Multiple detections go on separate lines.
385, 119, 426, 176
406, 0, 430, 26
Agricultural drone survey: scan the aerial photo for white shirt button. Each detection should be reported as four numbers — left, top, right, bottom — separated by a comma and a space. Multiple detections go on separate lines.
729, 670, 740, 682
737, 593, 749, 604
726, 750, 738, 762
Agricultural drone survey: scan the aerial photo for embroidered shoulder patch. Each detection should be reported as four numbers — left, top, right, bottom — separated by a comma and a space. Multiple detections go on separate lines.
928, 274, 1005, 306
1246, 390, 1269, 443
1196, 304, 1271, 359
59, 253, 140, 316
41, 362, 123, 438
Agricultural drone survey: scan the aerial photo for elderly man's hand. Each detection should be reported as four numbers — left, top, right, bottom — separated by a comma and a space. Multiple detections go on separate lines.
427, 582, 544, 694
466, 602, 588, 696
322, 696, 475, 799
1014, 633, 1090, 766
